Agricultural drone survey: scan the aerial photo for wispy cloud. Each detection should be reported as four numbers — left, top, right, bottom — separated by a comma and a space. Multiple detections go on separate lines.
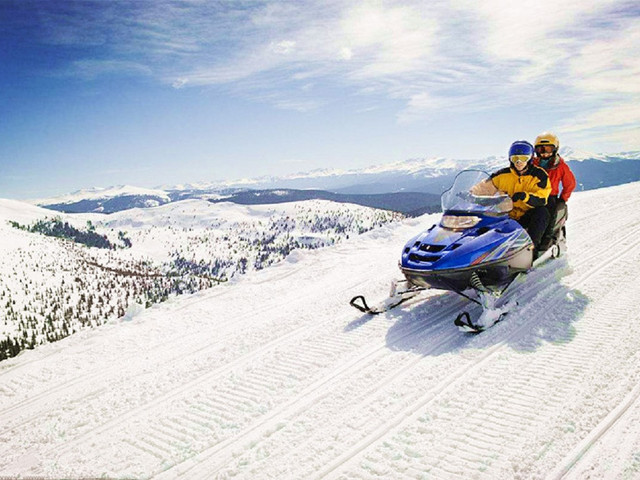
171, 1, 639, 127
168, 1, 445, 115
15, 0, 640, 146
556, 13, 640, 139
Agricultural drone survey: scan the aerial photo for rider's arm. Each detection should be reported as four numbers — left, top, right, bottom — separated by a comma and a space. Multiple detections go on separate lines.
470, 180, 499, 196
559, 163, 577, 202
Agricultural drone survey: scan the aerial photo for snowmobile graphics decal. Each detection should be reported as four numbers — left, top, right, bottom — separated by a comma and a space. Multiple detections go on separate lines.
471, 230, 530, 266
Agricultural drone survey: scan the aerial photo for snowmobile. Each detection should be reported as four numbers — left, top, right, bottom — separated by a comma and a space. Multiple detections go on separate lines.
350, 169, 567, 332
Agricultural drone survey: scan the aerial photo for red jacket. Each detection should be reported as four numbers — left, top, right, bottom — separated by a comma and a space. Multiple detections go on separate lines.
533, 155, 576, 201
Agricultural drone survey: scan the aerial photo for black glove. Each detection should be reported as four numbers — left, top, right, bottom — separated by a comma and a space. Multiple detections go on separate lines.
557, 198, 566, 206
511, 192, 526, 202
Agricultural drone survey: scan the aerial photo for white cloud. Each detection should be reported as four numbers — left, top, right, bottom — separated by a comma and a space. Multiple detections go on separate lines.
397, 91, 488, 123
387, 0, 640, 134
27, 0, 640, 147
270, 40, 297, 55
600, 125, 640, 150
463, 0, 619, 67
339, 47, 353, 61
552, 16, 640, 145
172, 78, 188, 89
271, 98, 323, 112
559, 103, 640, 134
567, 23, 640, 95
148, 1, 443, 112
562, 122, 640, 152
339, 2, 439, 78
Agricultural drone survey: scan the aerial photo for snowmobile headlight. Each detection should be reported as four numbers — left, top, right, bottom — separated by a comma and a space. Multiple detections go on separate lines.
441, 215, 481, 230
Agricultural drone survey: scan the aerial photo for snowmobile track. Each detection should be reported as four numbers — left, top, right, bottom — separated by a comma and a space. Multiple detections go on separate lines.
3, 184, 640, 479
106, 298, 471, 478
11, 290, 463, 475
154, 301, 470, 479
159, 232, 640, 479
545, 302, 640, 479
311, 225, 640, 479
6, 224, 636, 478
0, 262, 382, 438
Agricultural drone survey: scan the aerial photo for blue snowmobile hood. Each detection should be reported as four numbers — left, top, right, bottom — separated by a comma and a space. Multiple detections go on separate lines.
401, 214, 531, 273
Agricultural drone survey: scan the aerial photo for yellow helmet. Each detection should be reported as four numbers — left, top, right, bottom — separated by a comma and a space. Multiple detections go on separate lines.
534, 131, 559, 149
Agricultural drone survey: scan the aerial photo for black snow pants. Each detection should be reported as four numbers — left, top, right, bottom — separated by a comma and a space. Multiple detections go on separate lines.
517, 206, 550, 250
539, 196, 568, 250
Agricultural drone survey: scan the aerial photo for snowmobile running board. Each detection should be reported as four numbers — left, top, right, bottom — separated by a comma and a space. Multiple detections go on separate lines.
532, 242, 561, 268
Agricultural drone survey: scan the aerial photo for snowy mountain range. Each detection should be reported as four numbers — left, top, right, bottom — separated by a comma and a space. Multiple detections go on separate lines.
2, 179, 640, 478
36, 148, 640, 215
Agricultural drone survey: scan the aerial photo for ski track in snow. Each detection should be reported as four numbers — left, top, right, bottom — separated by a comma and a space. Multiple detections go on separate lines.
1, 182, 640, 479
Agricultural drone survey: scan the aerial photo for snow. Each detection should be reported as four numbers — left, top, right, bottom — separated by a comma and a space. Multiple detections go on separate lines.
2, 180, 640, 479
560, 147, 640, 162
33, 149, 640, 206
33, 185, 171, 205
162, 148, 640, 191
0, 198, 396, 348
0, 198, 58, 224
559, 146, 607, 161
164, 156, 509, 190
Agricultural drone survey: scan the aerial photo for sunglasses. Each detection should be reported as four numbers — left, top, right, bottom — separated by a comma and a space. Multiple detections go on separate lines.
535, 145, 555, 154
510, 154, 530, 164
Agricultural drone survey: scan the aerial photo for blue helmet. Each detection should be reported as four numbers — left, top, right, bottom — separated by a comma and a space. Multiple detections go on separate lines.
508, 140, 534, 168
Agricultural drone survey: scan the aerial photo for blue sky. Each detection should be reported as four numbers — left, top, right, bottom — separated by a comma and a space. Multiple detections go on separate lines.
1, 0, 639, 199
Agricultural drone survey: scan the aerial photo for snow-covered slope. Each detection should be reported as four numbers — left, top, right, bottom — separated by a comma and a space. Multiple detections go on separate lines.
0, 198, 398, 358
2, 181, 640, 479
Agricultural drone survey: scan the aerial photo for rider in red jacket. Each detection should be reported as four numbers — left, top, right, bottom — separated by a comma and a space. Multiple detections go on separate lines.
533, 132, 576, 202
532, 132, 576, 249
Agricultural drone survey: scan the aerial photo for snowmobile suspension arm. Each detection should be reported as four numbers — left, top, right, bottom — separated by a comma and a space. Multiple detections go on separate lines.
433, 274, 483, 306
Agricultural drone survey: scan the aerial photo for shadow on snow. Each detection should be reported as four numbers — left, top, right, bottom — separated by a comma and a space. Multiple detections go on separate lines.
346, 257, 590, 356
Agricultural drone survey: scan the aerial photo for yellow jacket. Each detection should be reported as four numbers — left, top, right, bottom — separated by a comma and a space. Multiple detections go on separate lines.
490, 164, 551, 220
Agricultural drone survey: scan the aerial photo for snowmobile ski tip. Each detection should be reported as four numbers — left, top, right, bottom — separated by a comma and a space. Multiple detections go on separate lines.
349, 287, 426, 315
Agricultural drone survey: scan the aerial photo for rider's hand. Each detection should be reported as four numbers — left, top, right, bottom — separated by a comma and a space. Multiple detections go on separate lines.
511, 192, 526, 202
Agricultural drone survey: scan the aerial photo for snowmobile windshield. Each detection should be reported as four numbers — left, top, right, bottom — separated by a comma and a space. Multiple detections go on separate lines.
441, 170, 513, 215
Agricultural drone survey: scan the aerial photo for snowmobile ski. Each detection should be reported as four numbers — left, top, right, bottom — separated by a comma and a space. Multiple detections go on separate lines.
453, 300, 515, 333
349, 294, 408, 315
350, 280, 427, 315
454, 312, 483, 333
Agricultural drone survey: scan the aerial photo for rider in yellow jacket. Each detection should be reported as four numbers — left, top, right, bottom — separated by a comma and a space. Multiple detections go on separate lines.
490, 140, 552, 251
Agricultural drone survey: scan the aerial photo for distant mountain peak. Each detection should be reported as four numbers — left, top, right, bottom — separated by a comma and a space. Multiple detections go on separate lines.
559, 147, 640, 162
559, 147, 606, 161
33, 147, 640, 214
35, 185, 171, 205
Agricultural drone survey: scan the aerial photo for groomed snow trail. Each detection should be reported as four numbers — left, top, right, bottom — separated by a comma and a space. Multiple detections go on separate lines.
1, 182, 640, 479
